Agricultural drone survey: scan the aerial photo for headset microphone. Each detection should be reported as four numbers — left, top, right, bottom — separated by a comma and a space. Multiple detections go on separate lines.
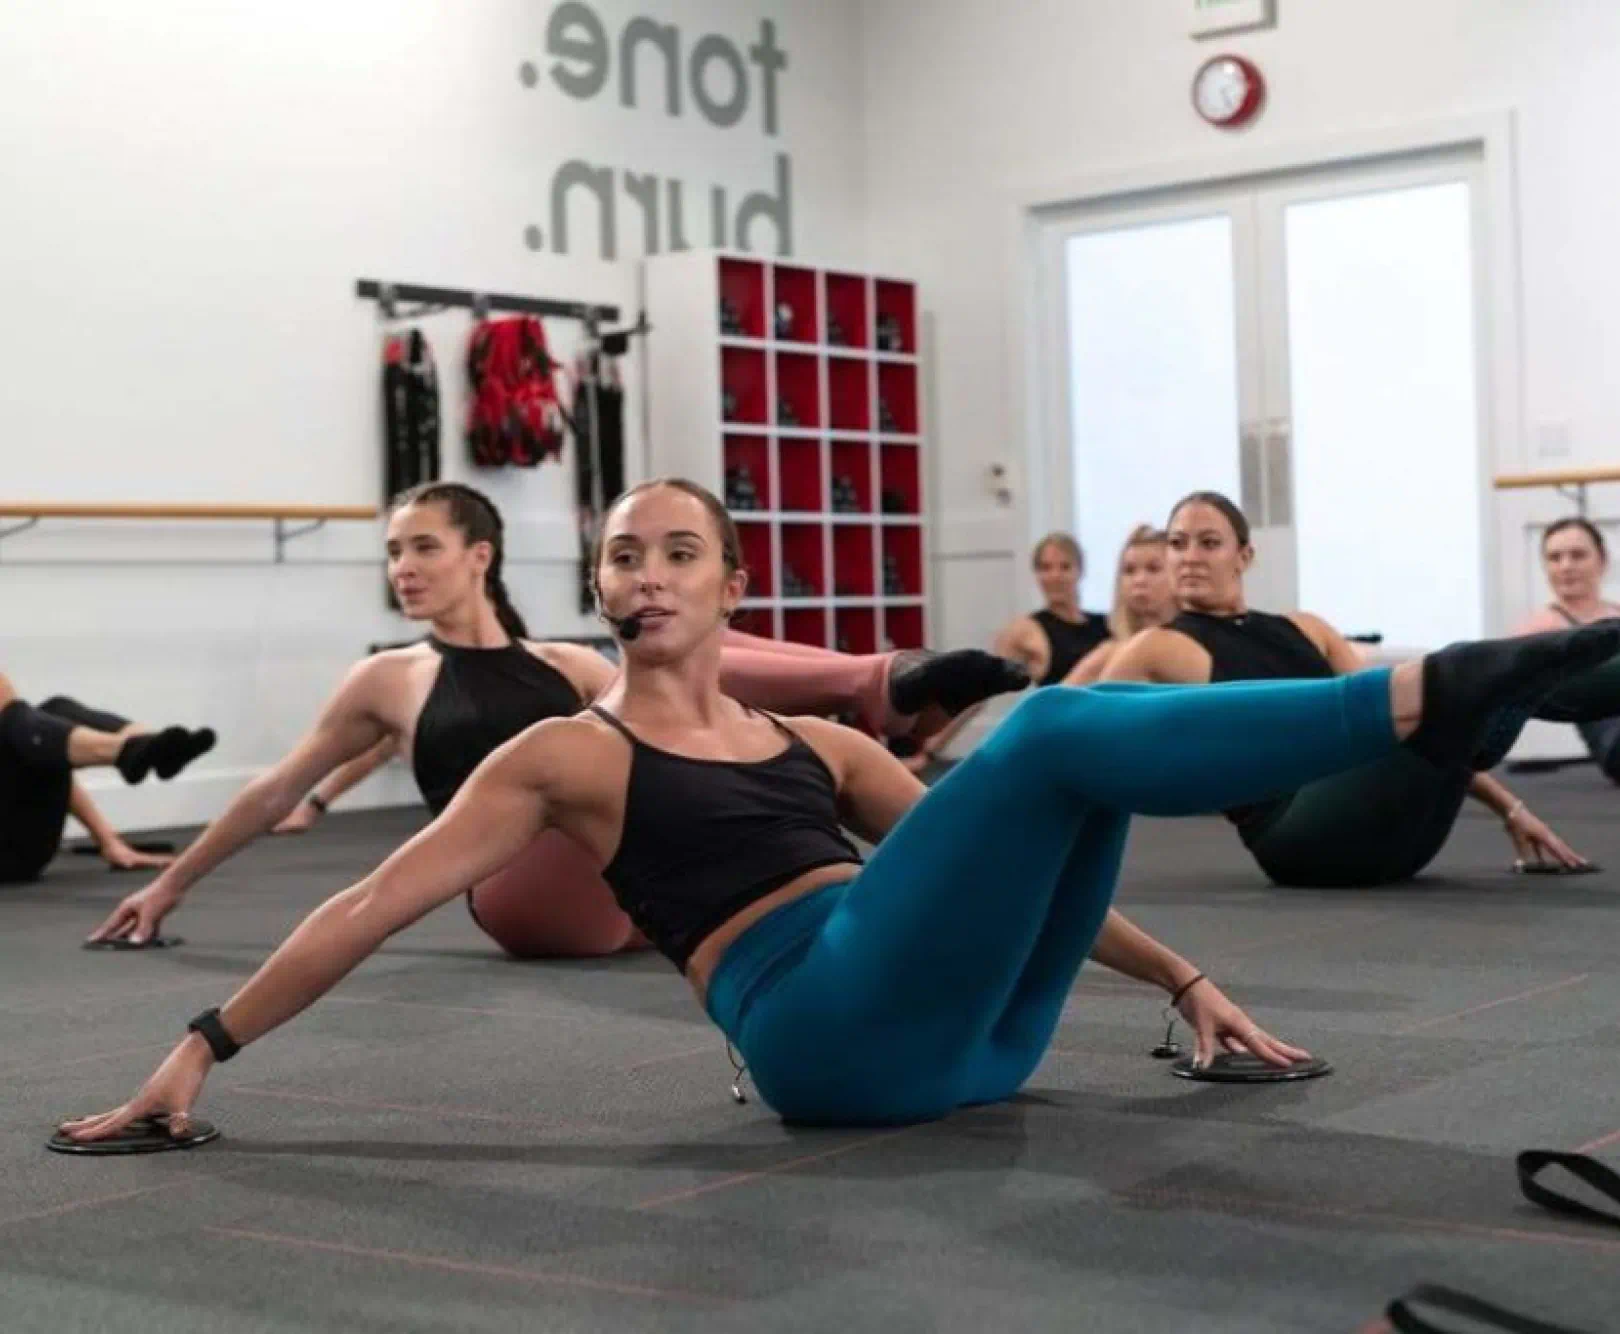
605, 611, 644, 642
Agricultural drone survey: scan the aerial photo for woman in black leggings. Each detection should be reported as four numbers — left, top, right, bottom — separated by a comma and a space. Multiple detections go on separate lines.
1099, 492, 1617, 885
1512, 516, 1620, 782
0, 672, 214, 883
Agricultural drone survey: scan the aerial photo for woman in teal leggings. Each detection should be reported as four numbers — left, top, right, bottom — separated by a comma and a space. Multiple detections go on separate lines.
61, 480, 1618, 1137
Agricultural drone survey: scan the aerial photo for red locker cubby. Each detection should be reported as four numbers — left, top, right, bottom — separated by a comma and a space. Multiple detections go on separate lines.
736, 522, 774, 598
721, 347, 767, 424
824, 272, 869, 349
778, 438, 823, 514
879, 445, 920, 516
874, 279, 917, 354
771, 265, 819, 343
884, 606, 924, 651
835, 607, 877, 655
833, 525, 876, 597
828, 357, 871, 432
830, 440, 874, 514
876, 361, 918, 436
775, 351, 821, 429
784, 607, 828, 647
881, 526, 922, 598
780, 523, 825, 599
646, 252, 928, 651
723, 435, 772, 513
719, 258, 766, 338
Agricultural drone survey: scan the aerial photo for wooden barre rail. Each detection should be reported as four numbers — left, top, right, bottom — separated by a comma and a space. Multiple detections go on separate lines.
1493, 466, 1620, 492
0, 502, 378, 520
1493, 466, 1620, 517
0, 502, 380, 562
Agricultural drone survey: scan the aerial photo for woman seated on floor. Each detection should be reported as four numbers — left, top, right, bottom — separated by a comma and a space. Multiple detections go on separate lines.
906, 524, 1177, 771
0, 672, 214, 883
1512, 515, 1620, 784
1097, 491, 1620, 884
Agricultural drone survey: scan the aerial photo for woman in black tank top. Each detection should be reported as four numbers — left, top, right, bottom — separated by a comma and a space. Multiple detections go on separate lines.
1510, 516, 1620, 783
992, 533, 1109, 686
1101, 491, 1598, 885
89, 483, 1024, 956
72, 476, 1615, 1139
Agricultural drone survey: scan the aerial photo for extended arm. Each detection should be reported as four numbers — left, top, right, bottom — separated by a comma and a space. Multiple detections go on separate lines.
60, 723, 567, 1144
89, 664, 394, 942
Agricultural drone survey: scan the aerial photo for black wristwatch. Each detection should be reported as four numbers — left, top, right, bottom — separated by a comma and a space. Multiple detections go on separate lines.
307, 793, 329, 814
186, 1007, 241, 1062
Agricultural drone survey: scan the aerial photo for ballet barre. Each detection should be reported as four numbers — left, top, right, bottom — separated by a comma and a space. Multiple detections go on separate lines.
1493, 465, 1620, 517
0, 502, 379, 562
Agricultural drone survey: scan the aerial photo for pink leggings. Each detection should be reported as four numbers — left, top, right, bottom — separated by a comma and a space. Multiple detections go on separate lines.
465, 631, 908, 959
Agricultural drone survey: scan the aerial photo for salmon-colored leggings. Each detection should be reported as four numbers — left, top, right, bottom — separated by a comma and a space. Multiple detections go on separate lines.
465, 630, 910, 958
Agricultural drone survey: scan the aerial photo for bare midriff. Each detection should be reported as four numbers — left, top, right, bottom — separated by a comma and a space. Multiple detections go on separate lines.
684, 861, 861, 1004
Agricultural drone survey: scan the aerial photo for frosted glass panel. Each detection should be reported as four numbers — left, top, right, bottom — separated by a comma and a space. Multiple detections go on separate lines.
1285, 182, 1480, 645
1065, 217, 1241, 607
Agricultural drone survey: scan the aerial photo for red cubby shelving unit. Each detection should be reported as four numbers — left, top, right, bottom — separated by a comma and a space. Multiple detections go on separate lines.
647, 252, 926, 649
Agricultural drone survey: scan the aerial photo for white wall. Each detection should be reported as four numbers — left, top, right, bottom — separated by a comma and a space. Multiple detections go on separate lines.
0, 0, 866, 831
859, 0, 1620, 656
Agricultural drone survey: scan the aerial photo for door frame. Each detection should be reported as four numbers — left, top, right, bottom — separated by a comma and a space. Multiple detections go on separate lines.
1008, 112, 1521, 633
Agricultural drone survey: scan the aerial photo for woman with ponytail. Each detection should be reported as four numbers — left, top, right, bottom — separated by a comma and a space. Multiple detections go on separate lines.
89, 483, 1025, 956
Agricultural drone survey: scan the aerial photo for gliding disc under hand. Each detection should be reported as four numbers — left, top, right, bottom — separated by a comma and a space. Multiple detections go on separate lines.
82, 936, 184, 951
47, 1114, 221, 1156
1171, 1052, 1332, 1083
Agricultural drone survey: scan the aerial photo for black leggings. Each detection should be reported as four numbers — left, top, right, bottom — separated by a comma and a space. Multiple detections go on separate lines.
0, 696, 129, 884
1241, 749, 1471, 888
1533, 650, 1620, 784
1245, 648, 1620, 886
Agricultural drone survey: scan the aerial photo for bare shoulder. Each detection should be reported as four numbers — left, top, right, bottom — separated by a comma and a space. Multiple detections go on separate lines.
505, 713, 621, 791
776, 714, 883, 780
341, 643, 431, 706
521, 639, 617, 702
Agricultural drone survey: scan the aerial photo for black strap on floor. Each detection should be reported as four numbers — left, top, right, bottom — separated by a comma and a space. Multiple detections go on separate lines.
1385, 1283, 1592, 1334
1517, 1149, 1620, 1228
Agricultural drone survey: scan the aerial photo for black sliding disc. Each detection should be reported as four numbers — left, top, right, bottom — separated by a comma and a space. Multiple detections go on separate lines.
48, 1115, 220, 1156
1171, 1053, 1332, 1083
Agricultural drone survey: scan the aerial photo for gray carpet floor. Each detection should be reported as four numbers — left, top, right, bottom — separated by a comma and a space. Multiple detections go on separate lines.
3, 768, 1618, 1333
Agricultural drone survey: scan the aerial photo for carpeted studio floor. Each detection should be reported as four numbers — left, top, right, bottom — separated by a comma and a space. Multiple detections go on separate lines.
3, 767, 1618, 1333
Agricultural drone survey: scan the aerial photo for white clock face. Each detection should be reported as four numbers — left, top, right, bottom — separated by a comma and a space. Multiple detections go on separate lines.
1195, 58, 1250, 122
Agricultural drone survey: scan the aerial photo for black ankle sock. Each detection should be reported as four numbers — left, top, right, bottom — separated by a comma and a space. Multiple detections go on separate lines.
157, 726, 215, 780
890, 649, 1031, 718
1406, 624, 1620, 772
117, 727, 216, 785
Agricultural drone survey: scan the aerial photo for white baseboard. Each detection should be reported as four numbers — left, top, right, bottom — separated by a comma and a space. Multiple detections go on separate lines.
71, 763, 423, 836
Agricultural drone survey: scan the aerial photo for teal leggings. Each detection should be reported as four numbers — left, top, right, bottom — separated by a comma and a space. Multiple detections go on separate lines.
705, 672, 1398, 1126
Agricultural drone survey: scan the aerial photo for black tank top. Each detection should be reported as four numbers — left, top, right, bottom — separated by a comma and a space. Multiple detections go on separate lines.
590, 705, 863, 970
1032, 609, 1110, 685
411, 636, 584, 815
1167, 610, 1332, 838
1168, 610, 1333, 683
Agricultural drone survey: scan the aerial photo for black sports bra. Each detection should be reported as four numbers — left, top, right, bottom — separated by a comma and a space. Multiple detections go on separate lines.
589, 705, 862, 970
411, 636, 584, 815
